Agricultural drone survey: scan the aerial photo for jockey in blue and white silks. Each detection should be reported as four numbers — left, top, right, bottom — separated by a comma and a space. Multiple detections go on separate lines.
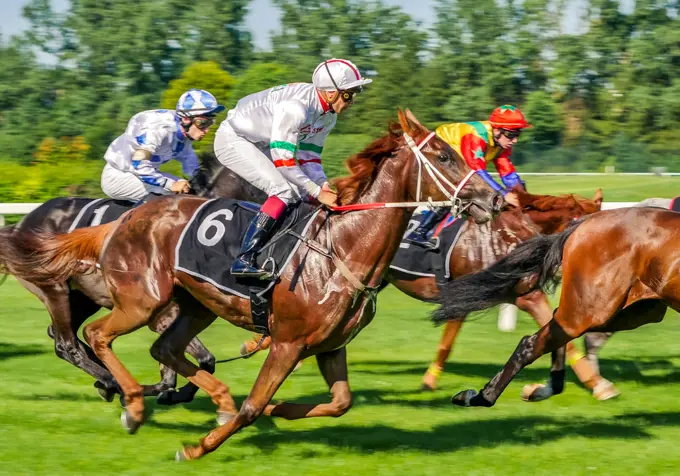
214, 58, 372, 279
101, 89, 225, 201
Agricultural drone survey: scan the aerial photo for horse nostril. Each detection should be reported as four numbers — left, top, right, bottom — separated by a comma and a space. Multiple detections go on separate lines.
492, 194, 503, 212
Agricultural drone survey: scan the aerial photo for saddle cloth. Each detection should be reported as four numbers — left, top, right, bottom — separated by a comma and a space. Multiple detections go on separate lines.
670, 197, 680, 213
175, 198, 321, 298
389, 211, 466, 282
68, 198, 137, 232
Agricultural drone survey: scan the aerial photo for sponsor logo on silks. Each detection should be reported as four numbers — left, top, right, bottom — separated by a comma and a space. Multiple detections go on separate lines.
299, 124, 325, 142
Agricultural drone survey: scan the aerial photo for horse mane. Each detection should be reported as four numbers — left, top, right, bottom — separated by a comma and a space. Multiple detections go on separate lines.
516, 189, 591, 213
197, 151, 222, 176
190, 151, 223, 191
333, 123, 404, 205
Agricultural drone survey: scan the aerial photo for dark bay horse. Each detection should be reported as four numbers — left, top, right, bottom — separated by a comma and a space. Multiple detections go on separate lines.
0, 110, 501, 460
431, 206, 680, 409
0, 152, 264, 403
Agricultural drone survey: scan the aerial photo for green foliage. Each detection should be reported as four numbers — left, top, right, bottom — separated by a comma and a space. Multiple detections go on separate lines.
161, 61, 235, 154
3, 0, 680, 204
229, 63, 298, 107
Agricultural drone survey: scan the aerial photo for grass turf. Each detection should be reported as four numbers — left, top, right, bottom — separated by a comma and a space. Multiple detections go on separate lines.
2, 176, 680, 474
2, 275, 680, 475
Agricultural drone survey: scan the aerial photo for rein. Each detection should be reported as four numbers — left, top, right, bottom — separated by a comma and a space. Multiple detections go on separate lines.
296, 130, 477, 307
213, 130, 477, 365
331, 132, 477, 216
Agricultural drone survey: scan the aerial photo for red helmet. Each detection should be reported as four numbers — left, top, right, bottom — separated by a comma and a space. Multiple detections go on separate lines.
489, 105, 532, 130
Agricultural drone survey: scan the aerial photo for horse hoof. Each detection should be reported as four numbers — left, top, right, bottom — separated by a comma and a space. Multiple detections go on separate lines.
94, 382, 116, 403
175, 450, 187, 462
293, 361, 303, 372
593, 380, 621, 401
156, 389, 178, 406
421, 383, 436, 392
216, 411, 236, 426
120, 410, 144, 435
451, 389, 478, 407
239, 342, 250, 357
521, 383, 554, 402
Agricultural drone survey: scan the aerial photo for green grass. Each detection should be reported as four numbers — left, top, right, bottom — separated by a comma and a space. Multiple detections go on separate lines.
521, 174, 680, 202
2, 175, 680, 474
3, 276, 680, 475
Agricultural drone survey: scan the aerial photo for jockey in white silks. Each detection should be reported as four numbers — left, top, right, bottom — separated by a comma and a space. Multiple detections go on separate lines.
214, 58, 372, 279
101, 89, 225, 201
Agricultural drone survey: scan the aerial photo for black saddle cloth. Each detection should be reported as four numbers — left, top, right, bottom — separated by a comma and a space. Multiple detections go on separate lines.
175, 198, 321, 298
68, 198, 137, 231
389, 212, 466, 282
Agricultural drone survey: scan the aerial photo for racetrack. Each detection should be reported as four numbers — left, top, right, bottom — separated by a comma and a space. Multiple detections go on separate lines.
2, 177, 680, 474
3, 276, 680, 474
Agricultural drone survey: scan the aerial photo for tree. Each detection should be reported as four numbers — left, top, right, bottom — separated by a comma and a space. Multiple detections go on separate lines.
229, 63, 298, 107
161, 61, 236, 153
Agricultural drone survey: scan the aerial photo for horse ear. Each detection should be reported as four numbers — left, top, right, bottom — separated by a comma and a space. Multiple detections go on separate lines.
404, 109, 425, 132
593, 188, 603, 205
397, 108, 413, 136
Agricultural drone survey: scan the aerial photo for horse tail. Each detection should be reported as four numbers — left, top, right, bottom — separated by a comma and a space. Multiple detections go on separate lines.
431, 219, 584, 324
0, 221, 118, 286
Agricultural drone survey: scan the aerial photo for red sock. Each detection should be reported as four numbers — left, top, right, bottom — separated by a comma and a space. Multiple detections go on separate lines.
260, 196, 287, 220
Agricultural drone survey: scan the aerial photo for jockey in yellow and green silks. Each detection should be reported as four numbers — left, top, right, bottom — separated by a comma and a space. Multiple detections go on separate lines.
405, 105, 532, 249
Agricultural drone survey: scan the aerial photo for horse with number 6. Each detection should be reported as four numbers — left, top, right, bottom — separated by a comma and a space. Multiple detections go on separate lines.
240, 187, 619, 401
0, 109, 501, 460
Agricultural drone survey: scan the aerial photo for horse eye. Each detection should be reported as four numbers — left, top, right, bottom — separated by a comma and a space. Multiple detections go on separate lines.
437, 153, 450, 164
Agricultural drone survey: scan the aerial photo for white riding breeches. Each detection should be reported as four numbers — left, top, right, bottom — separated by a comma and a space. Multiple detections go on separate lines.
101, 164, 175, 201
214, 122, 302, 205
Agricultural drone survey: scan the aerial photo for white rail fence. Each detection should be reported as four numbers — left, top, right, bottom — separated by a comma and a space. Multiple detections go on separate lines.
0, 200, 656, 330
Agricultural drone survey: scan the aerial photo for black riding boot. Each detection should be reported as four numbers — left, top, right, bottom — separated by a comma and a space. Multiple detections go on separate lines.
230, 211, 278, 280
405, 207, 449, 249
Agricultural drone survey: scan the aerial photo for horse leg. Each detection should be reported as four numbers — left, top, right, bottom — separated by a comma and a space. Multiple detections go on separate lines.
422, 320, 463, 391
83, 307, 155, 434
452, 318, 572, 407
239, 334, 304, 371
582, 332, 620, 400
264, 347, 352, 419
32, 283, 119, 398
150, 291, 221, 407
516, 291, 616, 401
179, 340, 302, 461
149, 303, 238, 424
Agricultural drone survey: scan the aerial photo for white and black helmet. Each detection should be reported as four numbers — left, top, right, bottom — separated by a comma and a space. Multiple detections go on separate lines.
312, 59, 373, 92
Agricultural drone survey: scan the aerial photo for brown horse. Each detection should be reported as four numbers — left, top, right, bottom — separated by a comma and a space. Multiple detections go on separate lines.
240, 189, 617, 400
431, 206, 680, 408
0, 152, 264, 405
416, 189, 618, 401
0, 110, 500, 460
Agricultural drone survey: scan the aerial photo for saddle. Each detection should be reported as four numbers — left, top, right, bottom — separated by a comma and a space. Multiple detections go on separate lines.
175, 198, 322, 334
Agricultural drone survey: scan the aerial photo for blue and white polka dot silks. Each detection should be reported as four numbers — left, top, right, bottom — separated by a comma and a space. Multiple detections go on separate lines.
176, 89, 225, 117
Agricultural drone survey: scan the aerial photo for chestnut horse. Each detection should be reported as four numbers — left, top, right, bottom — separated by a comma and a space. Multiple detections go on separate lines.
431, 206, 680, 409
415, 189, 618, 401
0, 152, 264, 404
239, 189, 617, 401
0, 110, 500, 460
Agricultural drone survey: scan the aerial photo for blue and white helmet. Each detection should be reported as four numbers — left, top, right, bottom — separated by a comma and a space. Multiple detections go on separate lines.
176, 89, 225, 118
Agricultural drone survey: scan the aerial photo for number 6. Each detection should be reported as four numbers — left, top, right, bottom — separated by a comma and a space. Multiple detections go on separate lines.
197, 209, 234, 246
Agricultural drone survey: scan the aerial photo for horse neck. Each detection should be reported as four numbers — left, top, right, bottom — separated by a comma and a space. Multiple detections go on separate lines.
330, 153, 413, 287
195, 166, 267, 202
450, 210, 537, 275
